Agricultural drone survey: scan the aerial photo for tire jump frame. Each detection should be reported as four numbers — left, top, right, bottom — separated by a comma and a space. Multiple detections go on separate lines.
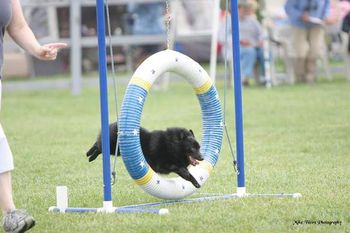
49, 0, 300, 215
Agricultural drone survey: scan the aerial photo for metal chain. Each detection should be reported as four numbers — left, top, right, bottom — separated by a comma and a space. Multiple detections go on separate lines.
223, 0, 239, 175
105, 0, 120, 185
165, 0, 172, 49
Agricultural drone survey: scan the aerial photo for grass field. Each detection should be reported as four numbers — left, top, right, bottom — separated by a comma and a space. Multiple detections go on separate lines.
1, 75, 349, 233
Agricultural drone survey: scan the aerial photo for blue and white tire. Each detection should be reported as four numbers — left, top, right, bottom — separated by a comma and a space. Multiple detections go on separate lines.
119, 50, 223, 200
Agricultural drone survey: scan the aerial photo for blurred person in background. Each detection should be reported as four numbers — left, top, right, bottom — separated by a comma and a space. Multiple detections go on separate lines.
284, 0, 334, 83
0, 0, 66, 232
127, 2, 166, 68
218, 0, 264, 86
237, 0, 264, 86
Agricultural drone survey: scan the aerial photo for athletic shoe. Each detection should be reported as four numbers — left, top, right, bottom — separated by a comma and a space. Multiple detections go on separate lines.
2, 209, 35, 233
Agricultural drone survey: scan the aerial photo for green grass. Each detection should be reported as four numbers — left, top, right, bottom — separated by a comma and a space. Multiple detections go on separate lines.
1, 76, 349, 233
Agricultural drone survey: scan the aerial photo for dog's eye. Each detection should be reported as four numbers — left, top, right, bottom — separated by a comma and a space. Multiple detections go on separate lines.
193, 143, 200, 150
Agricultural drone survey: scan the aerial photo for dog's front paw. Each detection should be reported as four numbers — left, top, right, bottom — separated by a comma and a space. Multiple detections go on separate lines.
190, 176, 201, 188
192, 181, 201, 189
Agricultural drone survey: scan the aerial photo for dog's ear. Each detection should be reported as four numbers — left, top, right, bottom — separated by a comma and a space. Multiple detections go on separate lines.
189, 129, 194, 137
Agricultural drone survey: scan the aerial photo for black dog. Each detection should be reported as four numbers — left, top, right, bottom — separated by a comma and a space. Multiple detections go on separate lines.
86, 122, 203, 188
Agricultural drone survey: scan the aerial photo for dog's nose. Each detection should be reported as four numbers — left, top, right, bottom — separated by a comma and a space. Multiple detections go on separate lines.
197, 154, 204, 160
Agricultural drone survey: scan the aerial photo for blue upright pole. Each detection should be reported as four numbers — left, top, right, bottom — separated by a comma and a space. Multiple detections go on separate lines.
96, 0, 112, 203
230, 0, 246, 194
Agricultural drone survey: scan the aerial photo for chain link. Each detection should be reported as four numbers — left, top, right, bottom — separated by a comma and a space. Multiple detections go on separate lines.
165, 0, 172, 49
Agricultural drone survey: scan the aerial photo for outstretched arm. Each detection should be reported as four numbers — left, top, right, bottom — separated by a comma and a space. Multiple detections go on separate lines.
7, 0, 67, 60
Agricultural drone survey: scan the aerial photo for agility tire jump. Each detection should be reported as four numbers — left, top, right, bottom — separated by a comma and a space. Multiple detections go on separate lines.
119, 50, 223, 200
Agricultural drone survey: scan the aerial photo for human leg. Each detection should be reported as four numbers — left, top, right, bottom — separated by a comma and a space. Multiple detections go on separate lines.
255, 47, 266, 83
292, 58, 306, 83
290, 27, 309, 82
0, 138, 35, 233
305, 58, 317, 83
0, 80, 15, 213
305, 26, 325, 83
240, 47, 257, 85
0, 171, 15, 213
0, 122, 15, 214
0, 82, 35, 232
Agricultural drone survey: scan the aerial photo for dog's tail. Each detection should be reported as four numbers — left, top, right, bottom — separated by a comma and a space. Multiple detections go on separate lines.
86, 142, 101, 162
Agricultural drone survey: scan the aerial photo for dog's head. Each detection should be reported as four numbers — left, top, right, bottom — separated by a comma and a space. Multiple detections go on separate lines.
182, 129, 203, 165
168, 128, 203, 166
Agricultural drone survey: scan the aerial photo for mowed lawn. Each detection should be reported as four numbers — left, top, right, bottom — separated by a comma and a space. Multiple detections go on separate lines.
1, 76, 349, 233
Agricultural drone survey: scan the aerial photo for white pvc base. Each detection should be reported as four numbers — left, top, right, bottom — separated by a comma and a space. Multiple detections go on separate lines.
292, 193, 302, 198
49, 186, 300, 215
233, 193, 302, 198
97, 201, 117, 213
109, 191, 303, 210
48, 191, 301, 214
49, 186, 169, 215
233, 187, 301, 199
232, 187, 301, 199
48, 206, 169, 215
236, 187, 247, 197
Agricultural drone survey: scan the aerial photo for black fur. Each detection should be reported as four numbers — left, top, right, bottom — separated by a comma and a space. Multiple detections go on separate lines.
86, 122, 203, 188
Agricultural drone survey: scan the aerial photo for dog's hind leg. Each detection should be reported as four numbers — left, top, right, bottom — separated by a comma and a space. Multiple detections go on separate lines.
86, 142, 101, 162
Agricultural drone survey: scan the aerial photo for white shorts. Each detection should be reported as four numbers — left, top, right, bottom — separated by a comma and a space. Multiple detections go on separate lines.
0, 80, 14, 173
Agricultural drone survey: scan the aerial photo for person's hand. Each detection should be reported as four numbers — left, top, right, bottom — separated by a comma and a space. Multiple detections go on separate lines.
324, 16, 337, 25
300, 12, 310, 22
240, 39, 251, 47
34, 43, 67, 61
